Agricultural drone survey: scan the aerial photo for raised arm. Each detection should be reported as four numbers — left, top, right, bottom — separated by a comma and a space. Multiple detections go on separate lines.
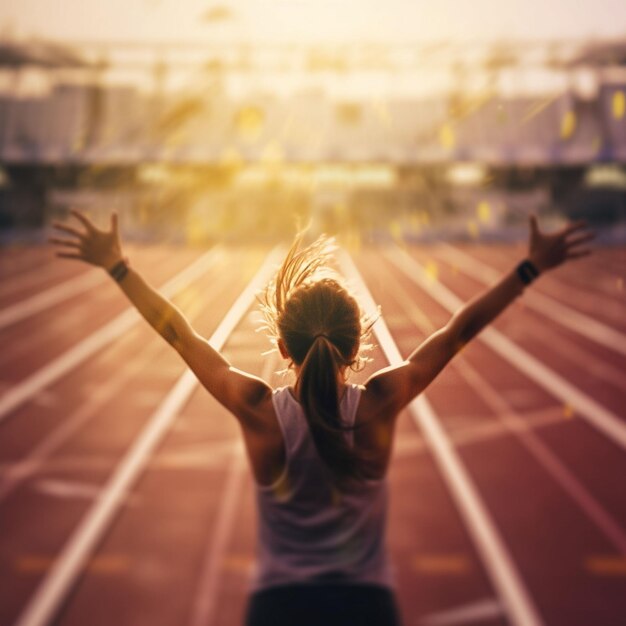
364, 215, 594, 414
50, 210, 271, 422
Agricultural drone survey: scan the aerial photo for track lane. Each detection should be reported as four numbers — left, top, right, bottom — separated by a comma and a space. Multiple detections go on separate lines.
0, 252, 257, 502
0, 247, 265, 465
0, 246, 54, 279
416, 246, 626, 407
457, 244, 626, 331
433, 243, 626, 360
0, 247, 229, 424
354, 250, 626, 625
39, 256, 504, 626
0, 269, 108, 331
343, 251, 541, 626
0, 263, 240, 625
3, 248, 271, 626
455, 242, 625, 289
0, 247, 202, 383
389, 247, 626, 449
381, 249, 626, 522
65, 336, 503, 626
0, 244, 162, 307
2, 242, 624, 626
0, 244, 191, 331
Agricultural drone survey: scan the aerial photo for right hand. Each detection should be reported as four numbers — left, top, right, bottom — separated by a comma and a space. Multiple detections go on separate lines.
527, 214, 594, 273
49, 209, 124, 272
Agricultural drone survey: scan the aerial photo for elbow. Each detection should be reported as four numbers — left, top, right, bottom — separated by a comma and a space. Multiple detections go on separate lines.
156, 309, 188, 349
458, 324, 477, 347
162, 323, 180, 347
448, 314, 478, 352
155, 315, 183, 348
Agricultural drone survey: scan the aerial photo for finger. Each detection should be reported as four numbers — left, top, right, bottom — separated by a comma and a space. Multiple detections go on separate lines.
70, 209, 95, 231
48, 237, 81, 249
52, 222, 83, 238
529, 214, 539, 237
561, 220, 587, 236
110, 211, 119, 236
566, 249, 591, 260
56, 252, 84, 260
567, 231, 595, 246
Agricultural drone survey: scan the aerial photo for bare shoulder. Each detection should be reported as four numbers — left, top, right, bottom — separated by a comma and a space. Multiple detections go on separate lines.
359, 361, 414, 421
227, 367, 275, 429
236, 381, 286, 485
353, 374, 405, 477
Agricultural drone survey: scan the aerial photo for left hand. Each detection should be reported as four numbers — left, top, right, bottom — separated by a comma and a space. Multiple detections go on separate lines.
49, 209, 124, 271
527, 214, 595, 273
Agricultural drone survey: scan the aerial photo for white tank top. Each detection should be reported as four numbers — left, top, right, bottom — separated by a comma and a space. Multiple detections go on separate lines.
251, 384, 394, 591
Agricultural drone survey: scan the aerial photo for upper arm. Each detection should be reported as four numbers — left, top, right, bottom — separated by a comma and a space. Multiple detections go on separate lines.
363, 323, 460, 416
170, 320, 272, 424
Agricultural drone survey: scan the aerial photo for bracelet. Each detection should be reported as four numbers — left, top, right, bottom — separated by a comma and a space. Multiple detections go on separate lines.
516, 259, 539, 285
108, 259, 129, 282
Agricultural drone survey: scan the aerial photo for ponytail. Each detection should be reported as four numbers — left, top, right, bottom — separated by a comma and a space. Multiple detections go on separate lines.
298, 335, 365, 488
261, 233, 376, 489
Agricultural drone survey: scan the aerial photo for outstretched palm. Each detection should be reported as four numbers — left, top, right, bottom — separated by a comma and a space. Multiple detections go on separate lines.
528, 215, 594, 273
49, 209, 124, 271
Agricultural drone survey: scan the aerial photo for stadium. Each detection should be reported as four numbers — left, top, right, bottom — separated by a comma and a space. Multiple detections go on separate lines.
0, 2, 625, 625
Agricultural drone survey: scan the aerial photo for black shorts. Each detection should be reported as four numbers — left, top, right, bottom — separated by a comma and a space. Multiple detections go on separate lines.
244, 583, 403, 626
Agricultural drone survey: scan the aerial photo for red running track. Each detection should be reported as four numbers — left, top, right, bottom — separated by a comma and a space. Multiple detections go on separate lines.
0, 242, 624, 626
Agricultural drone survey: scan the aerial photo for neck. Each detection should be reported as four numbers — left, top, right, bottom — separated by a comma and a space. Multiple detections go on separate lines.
293, 374, 347, 401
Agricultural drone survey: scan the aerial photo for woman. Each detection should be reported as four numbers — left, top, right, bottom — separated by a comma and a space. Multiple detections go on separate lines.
50, 210, 593, 626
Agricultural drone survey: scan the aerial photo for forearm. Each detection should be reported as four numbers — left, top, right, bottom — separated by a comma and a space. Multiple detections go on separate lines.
114, 268, 187, 345
448, 262, 527, 347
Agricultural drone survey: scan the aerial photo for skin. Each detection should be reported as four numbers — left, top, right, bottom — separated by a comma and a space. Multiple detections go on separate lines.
50, 210, 594, 486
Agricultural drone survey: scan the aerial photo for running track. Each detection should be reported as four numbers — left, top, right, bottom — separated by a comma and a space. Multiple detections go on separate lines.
0, 241, 624, 626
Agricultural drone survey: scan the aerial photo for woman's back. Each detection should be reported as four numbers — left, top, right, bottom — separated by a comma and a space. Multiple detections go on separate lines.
252, 384, 393, 591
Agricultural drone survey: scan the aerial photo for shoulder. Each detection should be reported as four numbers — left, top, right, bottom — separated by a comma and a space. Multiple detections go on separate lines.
359, 367, 405, 419
232, 375, 275, 428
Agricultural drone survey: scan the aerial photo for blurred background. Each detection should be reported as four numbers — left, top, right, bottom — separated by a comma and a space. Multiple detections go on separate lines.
0, 0, 625, 243
1, 3, 626, 626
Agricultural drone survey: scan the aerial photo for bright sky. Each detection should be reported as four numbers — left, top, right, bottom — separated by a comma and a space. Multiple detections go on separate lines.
1, 0, 626, 43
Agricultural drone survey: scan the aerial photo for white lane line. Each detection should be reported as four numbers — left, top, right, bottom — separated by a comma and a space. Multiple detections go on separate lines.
33, 478, 141, 506
0, 269, 107, 330
388, 247, 626, 452
13, 248, 282, 626
0, 405, 566, 481
0, 245, 149, 300
393, 408, 569, 459
1, 438, 240, 477
34, 479, 102, 501
154, 439, 237, 470
0, 247, 222, 424
340, 252, 543, 626
0, 341, 161, 504
437, 243, 626, 358
189, 351, 278, 626
381, 257, 626, 553
454, 357, 626, 555
0, 258, 59, 298
0, 272, 235, 504
418, 598, 504, 626
187, 439, 244, 626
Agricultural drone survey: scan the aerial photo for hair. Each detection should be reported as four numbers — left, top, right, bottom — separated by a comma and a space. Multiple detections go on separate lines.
260, 233, 375, 489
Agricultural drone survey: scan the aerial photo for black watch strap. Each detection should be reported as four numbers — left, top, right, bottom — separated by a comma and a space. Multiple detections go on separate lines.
109, 259, 129, 282
516, 259, 539, 285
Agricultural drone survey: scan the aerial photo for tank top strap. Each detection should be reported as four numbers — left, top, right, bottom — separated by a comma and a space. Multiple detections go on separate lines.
270, 387, 302, 458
